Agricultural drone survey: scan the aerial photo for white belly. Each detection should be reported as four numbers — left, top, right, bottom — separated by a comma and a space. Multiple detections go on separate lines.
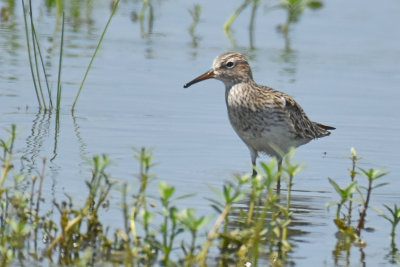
234, 124, 309, 158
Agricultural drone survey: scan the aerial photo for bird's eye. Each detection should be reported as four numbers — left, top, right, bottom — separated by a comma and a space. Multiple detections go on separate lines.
226, 61, 235, 68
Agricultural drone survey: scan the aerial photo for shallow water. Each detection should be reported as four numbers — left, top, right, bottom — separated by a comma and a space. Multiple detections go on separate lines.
1, 0, 400, 265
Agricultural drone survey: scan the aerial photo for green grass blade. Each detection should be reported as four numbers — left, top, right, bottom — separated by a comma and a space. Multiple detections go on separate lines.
71, 0, 120, 112
223, 0, 251, 32
56, 12, 65, 111
29, 0, 47, 110
31, 23, 53, 109
21, 0, 41, 108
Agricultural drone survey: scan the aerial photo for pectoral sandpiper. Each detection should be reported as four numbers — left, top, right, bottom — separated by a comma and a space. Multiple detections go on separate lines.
184, 52, 335, 186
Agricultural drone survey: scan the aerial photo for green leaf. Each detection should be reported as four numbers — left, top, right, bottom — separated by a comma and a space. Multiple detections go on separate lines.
158, 181, 175, 201
358, 168, 389, 181
231, 192, 245, 203
210, 204, 222, 214
205, 197, 223, 209
326, 201, 338, 208
173, 193, 195, 202
207, 184, 224, 201
223, 184, 231, 202
328, 178, 357, 202
260, 158, 278, 176
344, 181, 358, 196
235, 173, 251, 184
372, 182, 390, 190
328, 178, 344, 196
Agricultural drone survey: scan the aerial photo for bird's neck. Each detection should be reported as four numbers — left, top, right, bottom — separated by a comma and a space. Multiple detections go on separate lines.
223, 77, 256, 90
224, 79, 258, 107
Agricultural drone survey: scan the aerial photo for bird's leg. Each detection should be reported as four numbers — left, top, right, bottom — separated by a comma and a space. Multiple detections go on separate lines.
250, 149, 258, 177
277, 158, 282, 194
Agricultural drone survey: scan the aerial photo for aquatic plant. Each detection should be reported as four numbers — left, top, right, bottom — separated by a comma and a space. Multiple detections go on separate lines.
21, 0, 121, 112
1, 126, 396, 266
179, 208, 211, 265
22, 0, 53, 110
72, 0, 120, 112
137, 0, 154, 37
381, 204, 400, 264
277, 0, 323, 33
355, 167, 389, 234
0, 125, 302, 266
327, 148, 389, 244
381, 204, 400, 241
224, 0, 254, 33
223, 0, 323, 39
188, 4, 201, 47
56, 12, 65, 112
0, 124, 16, 200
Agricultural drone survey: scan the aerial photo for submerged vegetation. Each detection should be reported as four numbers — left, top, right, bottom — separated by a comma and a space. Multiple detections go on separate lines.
0, 126, 398, 266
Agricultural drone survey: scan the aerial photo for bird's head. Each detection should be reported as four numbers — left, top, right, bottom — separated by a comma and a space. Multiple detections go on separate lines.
183, 52, 253, 89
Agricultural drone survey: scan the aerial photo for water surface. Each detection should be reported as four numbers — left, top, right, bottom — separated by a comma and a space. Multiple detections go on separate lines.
1, 0, 399, 265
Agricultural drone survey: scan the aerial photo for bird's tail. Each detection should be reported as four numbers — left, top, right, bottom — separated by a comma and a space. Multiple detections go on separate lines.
314, 122, 335, 137
316, 122, 336, 131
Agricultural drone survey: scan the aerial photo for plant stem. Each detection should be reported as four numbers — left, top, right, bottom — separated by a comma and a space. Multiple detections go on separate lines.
249, 0, 259, 49
286, 173, 293, 212
190, 230, 197, 256
139, 0, 151, 37
56, 12, 64, 111
0, 125, 16, 201
21, 0, 41, 108
223, 0, 251, 32
31, 25, 53, 109
29, 0, 48, 110
72, 0, 120, 112
247, 177, 257, 224
356, 179, 372, 235
282, 173, 294, 242
198, 204, 231, 266
347, 153, 357, 225
336, 203, 342, 219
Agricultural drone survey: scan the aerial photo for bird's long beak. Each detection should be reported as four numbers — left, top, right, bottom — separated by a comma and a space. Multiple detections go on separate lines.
183, 69, 215, 88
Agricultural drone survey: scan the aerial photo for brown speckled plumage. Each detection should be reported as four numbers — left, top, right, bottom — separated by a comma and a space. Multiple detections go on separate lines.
184, 52, 335, 175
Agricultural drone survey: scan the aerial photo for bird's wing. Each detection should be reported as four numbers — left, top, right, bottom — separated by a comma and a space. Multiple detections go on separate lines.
262, 89, 329, 139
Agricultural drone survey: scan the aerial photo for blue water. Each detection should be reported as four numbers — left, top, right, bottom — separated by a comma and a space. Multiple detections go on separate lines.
1, 0, 399, 265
